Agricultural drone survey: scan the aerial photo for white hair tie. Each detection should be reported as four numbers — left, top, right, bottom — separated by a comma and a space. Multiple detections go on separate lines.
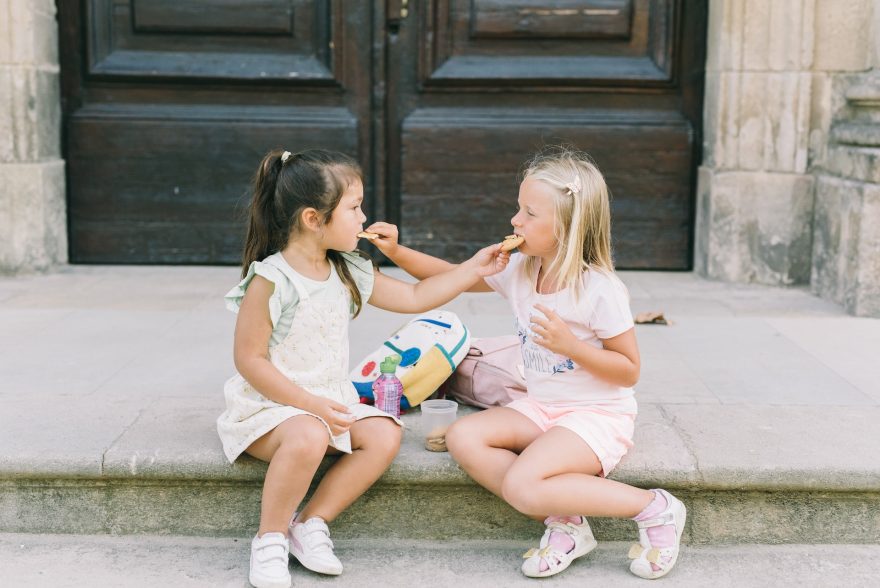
564, 175, 582, 196
281, 150, 292, 164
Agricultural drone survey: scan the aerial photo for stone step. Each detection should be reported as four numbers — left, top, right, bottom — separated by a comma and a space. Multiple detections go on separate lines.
3, 405, 879, 545
2, 532, 877, 587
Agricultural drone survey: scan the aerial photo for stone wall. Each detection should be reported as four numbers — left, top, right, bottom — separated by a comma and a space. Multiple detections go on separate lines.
696, 0, 879, 316
809, 1, 880, 316
0, 0, 66, 273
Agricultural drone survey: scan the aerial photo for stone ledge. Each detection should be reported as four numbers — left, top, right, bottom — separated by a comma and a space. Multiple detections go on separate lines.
832, 122, 880, 147
2, 404, 879, 494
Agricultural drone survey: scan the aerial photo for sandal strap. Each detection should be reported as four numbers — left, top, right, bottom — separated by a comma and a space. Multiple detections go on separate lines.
522, 545, 564, 569
628, 543, 676, 566
635, 512, 673, 529
546, 520, 577, 534
628, 544, 663, 564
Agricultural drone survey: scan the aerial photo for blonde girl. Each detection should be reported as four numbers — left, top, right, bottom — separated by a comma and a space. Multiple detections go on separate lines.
366, 147, 686, 580
217, 149, 508, 588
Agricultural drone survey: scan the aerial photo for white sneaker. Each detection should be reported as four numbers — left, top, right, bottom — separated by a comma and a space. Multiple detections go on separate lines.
628, 489, 687, 580
249, 532, 291, 588
521, 516, 598, 578
289, 516, 343, 575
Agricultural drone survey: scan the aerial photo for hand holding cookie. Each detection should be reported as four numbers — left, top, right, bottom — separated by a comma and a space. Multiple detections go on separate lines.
362, 222, 399, 255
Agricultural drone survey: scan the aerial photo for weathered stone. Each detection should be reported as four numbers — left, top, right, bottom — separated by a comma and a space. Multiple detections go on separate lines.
825, 144, 880, 184
702, 71, 811, 173
833, 122, 880, 148
809, 72, 833, 167
813, 0, 873, 71
0, 0, 58, 66
0, 161, 67, 273
2, 479, 878, 544
0, 67, 61, 162
695, 168, 814, 285
811, 176, 880, 317
707, 0, 815, 72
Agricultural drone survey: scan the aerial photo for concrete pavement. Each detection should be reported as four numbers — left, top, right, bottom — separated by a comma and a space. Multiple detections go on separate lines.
1, 265, 879, 544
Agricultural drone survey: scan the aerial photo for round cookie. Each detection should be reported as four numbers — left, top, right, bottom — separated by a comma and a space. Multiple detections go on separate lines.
499, 234, 524, 251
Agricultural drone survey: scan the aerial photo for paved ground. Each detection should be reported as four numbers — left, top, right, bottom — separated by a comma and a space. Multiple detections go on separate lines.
2, 533, 877, 587
2, 265, 879, 585
1, 265, 877, 486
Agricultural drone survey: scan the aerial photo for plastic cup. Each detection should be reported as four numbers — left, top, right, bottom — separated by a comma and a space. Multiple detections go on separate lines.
420, 399, 458, 452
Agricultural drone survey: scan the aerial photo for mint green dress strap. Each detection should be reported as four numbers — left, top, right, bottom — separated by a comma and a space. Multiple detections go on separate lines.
223, 258, 300, 347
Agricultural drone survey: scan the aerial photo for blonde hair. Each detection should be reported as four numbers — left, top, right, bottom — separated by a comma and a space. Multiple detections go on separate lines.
521, 147, 616, 298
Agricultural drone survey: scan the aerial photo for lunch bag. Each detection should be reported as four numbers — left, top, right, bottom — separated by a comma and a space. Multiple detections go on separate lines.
351, 310, 470, 409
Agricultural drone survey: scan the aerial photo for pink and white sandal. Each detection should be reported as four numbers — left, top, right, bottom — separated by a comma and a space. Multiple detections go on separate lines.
628, 489, 687, 579
521, 516, 598, 578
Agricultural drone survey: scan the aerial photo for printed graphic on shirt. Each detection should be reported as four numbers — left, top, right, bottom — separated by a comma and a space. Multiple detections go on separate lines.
517, 318, 575, 375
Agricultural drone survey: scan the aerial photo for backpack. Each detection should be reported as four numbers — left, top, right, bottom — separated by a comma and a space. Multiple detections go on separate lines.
440, 335, 528, 408
351, 310, 470, 409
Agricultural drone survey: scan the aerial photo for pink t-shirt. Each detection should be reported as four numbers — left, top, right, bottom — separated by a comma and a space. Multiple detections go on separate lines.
484, 254, 637, 414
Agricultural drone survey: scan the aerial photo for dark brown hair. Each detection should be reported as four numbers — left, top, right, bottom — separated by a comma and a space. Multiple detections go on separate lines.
242, 148, 369, 317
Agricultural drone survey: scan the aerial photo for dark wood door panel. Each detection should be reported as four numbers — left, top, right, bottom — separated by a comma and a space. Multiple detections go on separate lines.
68, 105, 357, 263
387, 0, 706, 269
400, 109, 693, 268
61, 0, 704, 268
61, 0, 373, 264
87, 0, 334, 82
422, 0, 676, 86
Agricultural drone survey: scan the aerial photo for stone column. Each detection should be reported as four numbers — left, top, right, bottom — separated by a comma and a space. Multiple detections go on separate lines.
809, 0, 879, 317
695, 0, 817, 285
0, 0, 67, 273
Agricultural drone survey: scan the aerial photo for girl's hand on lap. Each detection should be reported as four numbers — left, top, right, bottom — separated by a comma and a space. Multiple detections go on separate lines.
530, 303, 578, 356
307, 396, 355, 436
364, 222, 399, 256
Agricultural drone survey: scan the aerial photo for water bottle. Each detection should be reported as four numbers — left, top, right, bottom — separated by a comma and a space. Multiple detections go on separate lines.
372, 354, 403, 418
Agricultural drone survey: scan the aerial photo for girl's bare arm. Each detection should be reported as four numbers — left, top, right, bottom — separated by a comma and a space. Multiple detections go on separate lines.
365, 221, 495, 292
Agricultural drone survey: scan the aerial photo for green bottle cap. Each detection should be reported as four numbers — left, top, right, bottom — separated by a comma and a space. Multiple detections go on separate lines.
379, 354, 401, 374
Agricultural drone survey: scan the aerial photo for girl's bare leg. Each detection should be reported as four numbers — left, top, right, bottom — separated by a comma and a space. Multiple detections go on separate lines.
501, 426, 653, 519
245, 415, 331, 535
446, 407, 545, 520
298, 416, 402, 523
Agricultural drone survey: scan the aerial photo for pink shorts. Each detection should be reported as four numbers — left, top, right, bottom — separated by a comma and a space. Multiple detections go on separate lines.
506, 397, 635, 477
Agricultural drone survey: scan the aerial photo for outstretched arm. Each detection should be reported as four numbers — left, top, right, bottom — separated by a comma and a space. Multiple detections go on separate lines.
365, 221, 495, 292
369, 243, 509, 313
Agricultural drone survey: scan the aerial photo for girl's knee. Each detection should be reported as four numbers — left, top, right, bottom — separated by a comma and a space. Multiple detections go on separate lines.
355, 417, 402, 456
446, 416, 480, 457
274, 419, 328, 463
501, 469, 541, 515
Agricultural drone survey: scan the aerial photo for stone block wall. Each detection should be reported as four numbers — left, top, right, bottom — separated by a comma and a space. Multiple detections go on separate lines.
0, 0, 66, 273
809, 0, 880, 316
696, 0, 879, 316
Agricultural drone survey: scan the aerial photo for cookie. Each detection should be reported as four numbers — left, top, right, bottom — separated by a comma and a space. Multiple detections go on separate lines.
357, 231, 379, 240
499, 234, 524, 251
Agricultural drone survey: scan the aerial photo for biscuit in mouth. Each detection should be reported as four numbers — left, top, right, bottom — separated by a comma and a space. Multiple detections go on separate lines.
357, 231, 379, 240
499, 234, 524, 251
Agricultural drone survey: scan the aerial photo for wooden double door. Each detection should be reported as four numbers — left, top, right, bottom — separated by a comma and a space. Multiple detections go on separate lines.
60, 0, 706, 268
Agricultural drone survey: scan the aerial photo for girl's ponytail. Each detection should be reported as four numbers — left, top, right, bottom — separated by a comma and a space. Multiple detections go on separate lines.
241, 151, 284, 278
